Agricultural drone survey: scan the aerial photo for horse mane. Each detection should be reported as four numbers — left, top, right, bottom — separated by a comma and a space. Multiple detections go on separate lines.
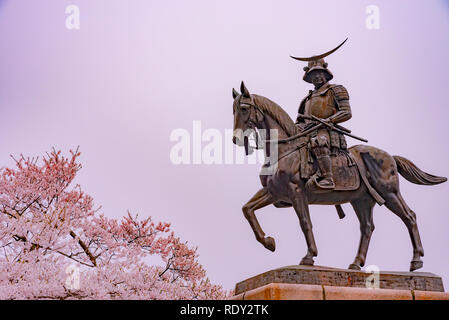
252, 94, 299, 136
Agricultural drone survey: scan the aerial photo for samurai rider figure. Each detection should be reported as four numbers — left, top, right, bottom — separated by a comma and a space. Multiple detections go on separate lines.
292, 39, 351, 189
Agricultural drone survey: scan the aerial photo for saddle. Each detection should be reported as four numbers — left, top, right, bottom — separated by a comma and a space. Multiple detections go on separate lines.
307, 151, 360, 191
273, 147, 385, 217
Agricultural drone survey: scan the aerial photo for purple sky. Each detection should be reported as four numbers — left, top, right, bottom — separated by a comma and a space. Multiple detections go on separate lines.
0, 0, 448, 291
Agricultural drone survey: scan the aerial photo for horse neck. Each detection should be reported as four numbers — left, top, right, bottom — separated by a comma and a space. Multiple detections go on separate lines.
258, 113, 293, 154
259, 113, 286, 137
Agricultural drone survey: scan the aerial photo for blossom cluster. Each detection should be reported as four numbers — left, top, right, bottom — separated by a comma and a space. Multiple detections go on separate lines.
0, 149, 228, 299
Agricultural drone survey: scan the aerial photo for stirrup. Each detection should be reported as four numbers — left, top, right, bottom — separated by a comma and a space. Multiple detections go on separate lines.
314, 176, 335, 189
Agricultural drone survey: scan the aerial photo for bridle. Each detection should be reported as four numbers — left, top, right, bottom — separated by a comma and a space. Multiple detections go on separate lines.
237, 100, 324, 145
236, 100, 313, 163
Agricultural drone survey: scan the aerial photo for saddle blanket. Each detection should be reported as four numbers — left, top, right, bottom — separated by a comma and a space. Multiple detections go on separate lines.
312, 152, 360, 191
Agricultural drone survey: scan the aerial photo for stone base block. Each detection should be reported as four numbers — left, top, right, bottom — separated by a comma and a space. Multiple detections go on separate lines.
230, 283, 449, 300
231, 265, 449, 300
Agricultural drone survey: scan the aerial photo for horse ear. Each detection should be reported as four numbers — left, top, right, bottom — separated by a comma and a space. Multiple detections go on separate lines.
232, 88, 239, 99
240, 81, 250, 98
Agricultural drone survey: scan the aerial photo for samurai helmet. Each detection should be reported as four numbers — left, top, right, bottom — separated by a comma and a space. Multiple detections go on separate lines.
290, 38, 347, 84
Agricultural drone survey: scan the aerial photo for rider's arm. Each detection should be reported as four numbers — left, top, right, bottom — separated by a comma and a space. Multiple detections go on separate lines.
329, 85, 351, 124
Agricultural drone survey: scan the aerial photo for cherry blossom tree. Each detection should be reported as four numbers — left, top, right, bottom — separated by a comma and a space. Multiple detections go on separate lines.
0, 148, 229, 299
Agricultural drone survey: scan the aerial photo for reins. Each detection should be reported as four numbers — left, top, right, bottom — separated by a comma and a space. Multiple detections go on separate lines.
241, 102, 313, 164
246, 102, 324, 144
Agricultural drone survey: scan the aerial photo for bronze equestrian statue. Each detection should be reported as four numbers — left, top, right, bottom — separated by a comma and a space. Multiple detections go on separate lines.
231, 39, 447, 272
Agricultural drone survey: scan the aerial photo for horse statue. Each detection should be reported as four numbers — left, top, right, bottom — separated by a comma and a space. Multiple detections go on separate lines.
232, 81, 447, 272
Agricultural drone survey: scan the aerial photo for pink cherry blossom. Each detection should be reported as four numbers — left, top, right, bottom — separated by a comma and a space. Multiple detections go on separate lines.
0, 148, 231, 299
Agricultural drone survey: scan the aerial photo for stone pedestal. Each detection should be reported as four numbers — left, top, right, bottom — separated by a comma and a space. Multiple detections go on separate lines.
231, 265, 449, 300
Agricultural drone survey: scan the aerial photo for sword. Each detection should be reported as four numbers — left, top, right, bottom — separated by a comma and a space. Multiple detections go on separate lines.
298, 115, 368, 143
277, 123, 325, 143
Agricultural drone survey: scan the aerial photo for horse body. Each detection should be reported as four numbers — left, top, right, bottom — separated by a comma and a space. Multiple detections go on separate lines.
233, 83, 446, 271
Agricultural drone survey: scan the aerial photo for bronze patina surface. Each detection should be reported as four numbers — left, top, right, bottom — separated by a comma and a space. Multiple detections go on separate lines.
231, 39, 447, 273
234, 265, 445, 295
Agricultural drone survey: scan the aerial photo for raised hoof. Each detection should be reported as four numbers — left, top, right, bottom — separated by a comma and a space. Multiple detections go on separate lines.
300, 257, 314, 266
263, 237, 276, 252
410, 260, 423, 272
348, 263, 361, 270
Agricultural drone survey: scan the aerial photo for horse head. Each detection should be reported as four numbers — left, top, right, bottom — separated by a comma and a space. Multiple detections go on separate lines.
232, 82, 299, 156
232, 81, 265, 155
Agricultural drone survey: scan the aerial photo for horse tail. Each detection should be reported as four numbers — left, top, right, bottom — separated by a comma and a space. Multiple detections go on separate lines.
393, 155, 447, 185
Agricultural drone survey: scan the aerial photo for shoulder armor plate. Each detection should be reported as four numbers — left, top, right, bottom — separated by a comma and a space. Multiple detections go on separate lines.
331, 85, 349, 101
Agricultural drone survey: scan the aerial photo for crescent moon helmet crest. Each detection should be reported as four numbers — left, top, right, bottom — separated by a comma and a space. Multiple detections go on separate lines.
290, 38, 348, 62
291, 38, 348, 84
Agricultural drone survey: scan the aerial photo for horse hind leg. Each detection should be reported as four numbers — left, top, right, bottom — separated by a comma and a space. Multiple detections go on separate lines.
384, 191, 425, 271
357, 148, 424, 271
349, 195, 376, 270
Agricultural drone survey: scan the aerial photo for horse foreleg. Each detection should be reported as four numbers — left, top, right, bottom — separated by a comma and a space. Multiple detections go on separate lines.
290, 183, 317, 265
349, 195, 376, 270
242, 188, 275, 251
